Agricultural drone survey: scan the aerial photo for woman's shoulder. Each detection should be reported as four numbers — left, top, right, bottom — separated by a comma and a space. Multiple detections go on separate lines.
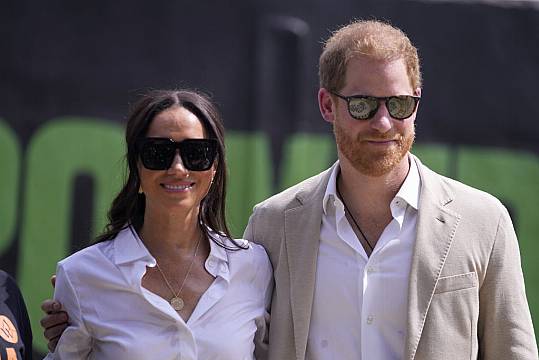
58, 226, 139, 271
243, 240, 269, 261
59, 240, 113, 263
223, 238, 273, 297
219, 236, 271, 274
217, 235, 267, 258
57, 239, 114, 274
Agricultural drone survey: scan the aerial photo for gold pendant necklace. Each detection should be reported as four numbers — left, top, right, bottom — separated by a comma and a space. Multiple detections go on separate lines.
155, 234, 202, 311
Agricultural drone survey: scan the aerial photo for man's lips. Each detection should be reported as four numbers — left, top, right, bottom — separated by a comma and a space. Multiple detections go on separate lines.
363, 138, 399, 144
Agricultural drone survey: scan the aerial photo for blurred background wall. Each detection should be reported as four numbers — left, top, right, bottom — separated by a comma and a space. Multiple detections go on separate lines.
1, 0, 538, 356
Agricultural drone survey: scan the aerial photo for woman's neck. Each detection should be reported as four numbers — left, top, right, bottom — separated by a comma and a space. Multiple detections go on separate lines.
338, 155, 410, 217
139, 207, 203, 260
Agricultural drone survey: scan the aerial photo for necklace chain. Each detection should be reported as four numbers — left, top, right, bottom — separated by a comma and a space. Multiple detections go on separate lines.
154, 234, 202, 311
336, 183, 374, 253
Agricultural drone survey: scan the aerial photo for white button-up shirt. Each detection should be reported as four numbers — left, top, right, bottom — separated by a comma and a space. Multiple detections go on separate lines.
46, 226, 273, 360
306, 157, 421, 360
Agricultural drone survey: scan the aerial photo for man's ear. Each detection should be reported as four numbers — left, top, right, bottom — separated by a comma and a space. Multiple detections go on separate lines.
318, 88, 337, 123
414, 88, 422, 112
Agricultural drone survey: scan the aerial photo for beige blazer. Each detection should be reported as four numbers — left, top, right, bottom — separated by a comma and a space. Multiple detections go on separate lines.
245, 155, 538, 360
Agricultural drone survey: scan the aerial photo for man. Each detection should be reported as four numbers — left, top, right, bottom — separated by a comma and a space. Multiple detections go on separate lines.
42, 20, 537, 359
243, 20, 537, 359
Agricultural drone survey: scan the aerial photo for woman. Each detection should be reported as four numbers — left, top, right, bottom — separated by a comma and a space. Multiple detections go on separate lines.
43, 89, 272, 359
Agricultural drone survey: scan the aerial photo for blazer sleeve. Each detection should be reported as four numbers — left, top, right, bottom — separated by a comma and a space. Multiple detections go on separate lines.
253, 245, 273, 360
44, 263, 93, 360
478, 206, 538, 359
243, 207, 257, 242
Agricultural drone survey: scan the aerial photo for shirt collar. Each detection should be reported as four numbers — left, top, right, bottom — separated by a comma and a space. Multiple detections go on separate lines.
322, 154, 421, 214
395, 155, 420, 211
207, 231, 230, 263
322, 162, 341, 215
113, 225, 155, 266
113, 226, 231, 269
205, 231, 232, 282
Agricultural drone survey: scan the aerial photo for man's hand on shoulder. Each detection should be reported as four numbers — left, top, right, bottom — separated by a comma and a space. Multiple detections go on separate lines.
40, 275, 69, 352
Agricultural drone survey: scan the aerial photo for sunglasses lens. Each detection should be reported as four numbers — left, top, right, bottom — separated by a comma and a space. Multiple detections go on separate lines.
180, 139, 217, 171
140, 139, 175, 170
387, 96, 417, 119
348, 97, 378, 119
139, 138, 217, 171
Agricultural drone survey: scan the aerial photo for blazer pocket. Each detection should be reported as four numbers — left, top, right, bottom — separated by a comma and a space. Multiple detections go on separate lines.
434, 271, 478, 294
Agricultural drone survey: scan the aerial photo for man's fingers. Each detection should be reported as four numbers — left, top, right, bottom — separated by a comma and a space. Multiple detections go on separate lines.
41, 299, 62, 314
43, 322, 67, 342
47, 336, 60, 353
50, 275, 56, 288
40, 311, 68, 329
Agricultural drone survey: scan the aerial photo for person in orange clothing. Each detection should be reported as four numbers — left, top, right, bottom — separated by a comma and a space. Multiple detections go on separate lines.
0, 270, 32, 360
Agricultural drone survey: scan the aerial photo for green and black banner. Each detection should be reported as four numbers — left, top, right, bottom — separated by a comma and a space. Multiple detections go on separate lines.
1, 0, 538, 356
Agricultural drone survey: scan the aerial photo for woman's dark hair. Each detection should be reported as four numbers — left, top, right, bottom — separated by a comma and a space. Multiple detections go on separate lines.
95, 89, 244, 249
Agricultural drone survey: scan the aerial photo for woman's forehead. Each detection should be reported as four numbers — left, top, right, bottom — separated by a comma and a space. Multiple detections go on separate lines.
147, 106, 206, 139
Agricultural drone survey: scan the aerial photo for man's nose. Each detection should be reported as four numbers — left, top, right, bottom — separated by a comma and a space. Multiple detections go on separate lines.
368, 103, 393, 133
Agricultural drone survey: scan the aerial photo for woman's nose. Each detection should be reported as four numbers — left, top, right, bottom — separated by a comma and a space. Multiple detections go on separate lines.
167, 150, 189, 174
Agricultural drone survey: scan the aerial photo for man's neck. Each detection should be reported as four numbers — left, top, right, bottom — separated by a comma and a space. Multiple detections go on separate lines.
338, 154, 411, 217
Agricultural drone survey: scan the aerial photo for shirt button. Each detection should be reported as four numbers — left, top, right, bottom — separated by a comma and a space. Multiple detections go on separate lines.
367, 267, 375, 274
367, 315, 374, 324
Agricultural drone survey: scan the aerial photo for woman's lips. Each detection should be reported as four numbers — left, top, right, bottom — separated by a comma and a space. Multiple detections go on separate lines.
161, 183, 194, 192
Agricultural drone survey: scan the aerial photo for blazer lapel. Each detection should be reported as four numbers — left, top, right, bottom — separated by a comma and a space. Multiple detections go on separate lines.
284, 166, 334, 360
404, 156, 462, 359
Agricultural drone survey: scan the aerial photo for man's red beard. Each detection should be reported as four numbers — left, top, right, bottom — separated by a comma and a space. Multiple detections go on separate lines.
333, 121, 415, 177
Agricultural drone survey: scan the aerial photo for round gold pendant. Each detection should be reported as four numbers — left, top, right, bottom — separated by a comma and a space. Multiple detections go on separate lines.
170, 297, 185, 311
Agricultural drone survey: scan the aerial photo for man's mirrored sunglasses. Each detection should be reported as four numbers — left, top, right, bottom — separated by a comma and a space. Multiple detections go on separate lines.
137, 137, 218, 171
331, 92, 420, 120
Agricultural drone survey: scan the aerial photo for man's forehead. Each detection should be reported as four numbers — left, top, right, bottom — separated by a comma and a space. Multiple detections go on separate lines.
342, 57, 412, 91
346, 55, 406, 69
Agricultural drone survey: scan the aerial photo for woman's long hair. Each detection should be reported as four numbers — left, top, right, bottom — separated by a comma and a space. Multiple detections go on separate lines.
95, 89, 244, 250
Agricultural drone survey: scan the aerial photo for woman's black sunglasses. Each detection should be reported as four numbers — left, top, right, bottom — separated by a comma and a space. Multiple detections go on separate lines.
331, 92, 420, 120
137, 138, 218, 171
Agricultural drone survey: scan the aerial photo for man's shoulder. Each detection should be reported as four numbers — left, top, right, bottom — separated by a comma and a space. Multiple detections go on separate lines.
417, 157, 505, 215
254, 166, 333, 212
